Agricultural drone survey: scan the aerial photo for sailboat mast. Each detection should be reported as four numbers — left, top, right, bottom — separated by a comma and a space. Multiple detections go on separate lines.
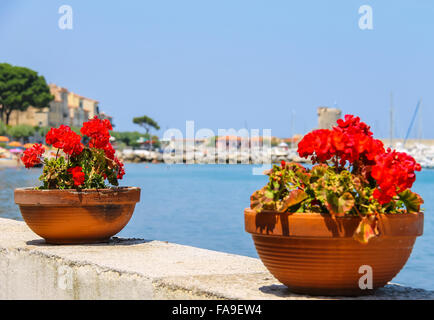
390, 92, 394, 148
404, 98, 422, 147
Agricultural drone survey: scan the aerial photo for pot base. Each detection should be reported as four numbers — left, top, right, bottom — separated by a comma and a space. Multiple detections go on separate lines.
15, 187, 141, 245
245, 209, 424, 297
285, 285, 377, 297
44, 238, 111, 245
252, 234, 414, 296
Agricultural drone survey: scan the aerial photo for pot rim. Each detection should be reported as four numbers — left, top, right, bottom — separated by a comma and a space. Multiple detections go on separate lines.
14, 186, 140, 192
15, 186, 141, 206
245, 208, 422, 218
244, 208, 424, 238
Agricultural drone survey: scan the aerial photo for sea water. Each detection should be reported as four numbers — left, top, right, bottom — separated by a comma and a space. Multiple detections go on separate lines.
1, 163, 433, 290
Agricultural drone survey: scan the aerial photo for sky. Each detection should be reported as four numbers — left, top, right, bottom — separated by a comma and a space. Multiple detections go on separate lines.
0, 0, 433, 139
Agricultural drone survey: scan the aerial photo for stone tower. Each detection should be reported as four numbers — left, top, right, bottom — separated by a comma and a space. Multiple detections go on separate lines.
317, 107, 341, 129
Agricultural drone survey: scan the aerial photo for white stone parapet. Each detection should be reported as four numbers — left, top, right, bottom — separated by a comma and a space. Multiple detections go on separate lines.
0, 218, 432, 300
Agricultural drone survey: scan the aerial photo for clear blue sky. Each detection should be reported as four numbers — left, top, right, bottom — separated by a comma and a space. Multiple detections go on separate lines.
1, 0, 433, 138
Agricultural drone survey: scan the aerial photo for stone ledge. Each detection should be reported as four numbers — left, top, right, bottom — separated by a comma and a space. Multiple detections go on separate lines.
0, 217, 432, 300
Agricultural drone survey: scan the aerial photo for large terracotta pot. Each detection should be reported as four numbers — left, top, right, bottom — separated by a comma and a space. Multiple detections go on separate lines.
15, 187, 141, 244
244, 208, 424, 296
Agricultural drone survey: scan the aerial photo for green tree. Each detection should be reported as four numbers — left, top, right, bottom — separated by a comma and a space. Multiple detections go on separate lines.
0, 63, 53, 125
133, 115, 160, 135
0, 120, 7, 136
7, 124, 35, 140
111, 131, 147, 148
34, 126, 51, 137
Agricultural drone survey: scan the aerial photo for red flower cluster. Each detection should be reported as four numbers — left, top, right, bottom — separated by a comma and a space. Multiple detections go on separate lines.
45, 125, 83, 156
298, 114, 422, 205
335, 114, 372, 136
297, 129, 335, 163
21, 144, 45, 168
80, 116, 125, 180
298, 115, 384, 165
81, 116, 112, 148
67, 166, 85, 187
22, 116, 126, 189
371, 149, 422, 204
80, 116, 115, 159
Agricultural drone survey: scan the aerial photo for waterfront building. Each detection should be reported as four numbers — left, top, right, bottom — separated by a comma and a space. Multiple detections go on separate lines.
8, 84, 112, 128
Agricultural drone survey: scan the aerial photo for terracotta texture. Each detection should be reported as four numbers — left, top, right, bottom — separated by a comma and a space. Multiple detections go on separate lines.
15, 187, 141, 244
244, 208, 424, 296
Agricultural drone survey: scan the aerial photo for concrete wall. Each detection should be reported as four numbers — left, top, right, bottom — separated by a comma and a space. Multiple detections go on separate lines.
0, 218, 432, 300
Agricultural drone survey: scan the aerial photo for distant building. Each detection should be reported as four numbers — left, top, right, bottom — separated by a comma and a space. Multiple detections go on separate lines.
8, 84, 112, 128
47, 84, 69, 126
317, 107, 341, 129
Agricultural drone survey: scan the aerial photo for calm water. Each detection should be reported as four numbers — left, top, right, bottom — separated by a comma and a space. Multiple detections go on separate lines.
1, 163, 433, 291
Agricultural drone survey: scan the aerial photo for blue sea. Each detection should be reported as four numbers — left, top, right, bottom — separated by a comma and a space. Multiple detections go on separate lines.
1, 163, 433, 291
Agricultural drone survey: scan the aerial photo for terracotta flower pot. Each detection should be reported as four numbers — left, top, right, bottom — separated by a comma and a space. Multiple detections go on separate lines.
15, 187, 141, 244
244, 208, 424, 296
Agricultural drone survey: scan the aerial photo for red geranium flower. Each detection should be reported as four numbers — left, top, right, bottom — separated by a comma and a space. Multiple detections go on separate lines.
45, 125, 83, 156
67, 166, 85, 187
103, 142, 116, 160
372, 149, 421, 204
297, 115, 384, 166
21, 144, 45, 168
297, 129, 334, 163
81, 116, 112, 150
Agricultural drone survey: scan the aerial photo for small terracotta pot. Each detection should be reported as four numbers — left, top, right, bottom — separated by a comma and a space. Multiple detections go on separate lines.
15, 187, 141, 244
244, 208, 424, 296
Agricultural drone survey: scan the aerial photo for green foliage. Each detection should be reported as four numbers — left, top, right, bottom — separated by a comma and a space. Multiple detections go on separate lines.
0, 121, 7, 135
111, 131, 161, 148
112, 131, 145, 147
250, 162, 424, 244
77, 148, 107, 189
398, 189, 423, 213
132, 115, 160, 135
35, 126, 50, 137
0, 63, 53, 124
7, 124, 35, 139
150, 135, 161, 148
39, 157, 72, 189
353, 216, 380, 244
38, 147, 122, 190
70, 126, 81, 135
251, 162, 423, 216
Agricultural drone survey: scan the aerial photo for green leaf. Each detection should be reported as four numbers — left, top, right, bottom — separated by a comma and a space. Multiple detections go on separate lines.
272, 181, 280, 190
353, 216, 380, 244
337, 192, 355, 215
265, 190, 274, 200
398, 189, 423, 213
276, 190, 308, 213
325, 193, 339, 215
